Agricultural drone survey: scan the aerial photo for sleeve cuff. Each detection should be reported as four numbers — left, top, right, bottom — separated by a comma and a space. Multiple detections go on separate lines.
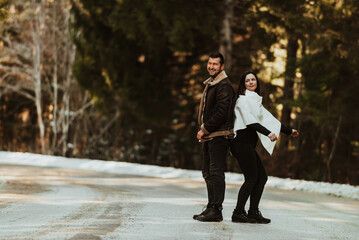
201, 124, 210, 134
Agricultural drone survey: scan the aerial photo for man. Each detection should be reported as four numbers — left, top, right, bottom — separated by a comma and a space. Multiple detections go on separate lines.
194, 53, 235, 222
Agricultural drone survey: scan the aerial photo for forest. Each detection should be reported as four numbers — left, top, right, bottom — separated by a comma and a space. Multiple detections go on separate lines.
0, 0, 358, 185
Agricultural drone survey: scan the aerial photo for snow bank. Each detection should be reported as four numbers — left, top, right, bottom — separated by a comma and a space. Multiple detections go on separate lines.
0, 151, 358, 200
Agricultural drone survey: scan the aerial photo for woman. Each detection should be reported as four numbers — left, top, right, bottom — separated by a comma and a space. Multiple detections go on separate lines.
230, 71, 299, 224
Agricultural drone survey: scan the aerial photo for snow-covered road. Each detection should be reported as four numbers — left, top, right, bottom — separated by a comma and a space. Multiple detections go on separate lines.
0, 163, 358, 240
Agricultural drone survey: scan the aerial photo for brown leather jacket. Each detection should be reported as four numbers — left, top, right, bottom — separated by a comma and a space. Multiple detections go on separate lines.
198, 71, 235, 140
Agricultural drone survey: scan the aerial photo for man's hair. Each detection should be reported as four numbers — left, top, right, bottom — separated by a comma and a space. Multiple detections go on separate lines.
209, 52, 224, 65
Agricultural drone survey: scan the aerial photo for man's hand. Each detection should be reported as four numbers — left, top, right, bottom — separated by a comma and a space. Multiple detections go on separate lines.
291, 129, 299, 137
197, 130, 205, 140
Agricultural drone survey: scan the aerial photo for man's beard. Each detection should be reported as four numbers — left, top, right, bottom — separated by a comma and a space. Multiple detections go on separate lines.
209, 70, 221, 78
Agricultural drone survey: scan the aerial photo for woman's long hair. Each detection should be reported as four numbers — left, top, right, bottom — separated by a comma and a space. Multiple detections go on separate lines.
237, 71, 261, 97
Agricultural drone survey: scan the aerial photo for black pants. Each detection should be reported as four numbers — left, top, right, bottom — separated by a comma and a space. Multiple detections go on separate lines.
230, 138, 268, 212
202, 136, 230, 210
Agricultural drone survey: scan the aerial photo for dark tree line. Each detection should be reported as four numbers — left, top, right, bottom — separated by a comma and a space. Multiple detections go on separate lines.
1, 0, 358, 185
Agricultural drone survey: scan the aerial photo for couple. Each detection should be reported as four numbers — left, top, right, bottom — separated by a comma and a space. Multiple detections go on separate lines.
194, 53, 299, 223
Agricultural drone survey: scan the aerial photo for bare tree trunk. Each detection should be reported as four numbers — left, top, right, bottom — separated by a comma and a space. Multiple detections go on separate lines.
61, 75, 71, 155
34, 44, 45, 154
61, 55, 72, 155
31, 0, 46, 154
219, 0, 234, 72
280, 34, 298, 149
61, 5, 75, 156
327, 115, 342, 183
51, 2, 58, 153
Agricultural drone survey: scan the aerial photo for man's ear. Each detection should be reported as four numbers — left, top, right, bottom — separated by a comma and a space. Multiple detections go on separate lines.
220, 64, 225, 70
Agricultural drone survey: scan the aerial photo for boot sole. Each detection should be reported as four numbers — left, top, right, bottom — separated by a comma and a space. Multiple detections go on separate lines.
255, 220, 271, 224
232, 219, 256, 223
196, 217, 223, 222
248, 216, 271, 224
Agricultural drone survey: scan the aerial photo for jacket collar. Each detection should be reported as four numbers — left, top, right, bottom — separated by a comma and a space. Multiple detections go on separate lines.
203, 71, 228, 86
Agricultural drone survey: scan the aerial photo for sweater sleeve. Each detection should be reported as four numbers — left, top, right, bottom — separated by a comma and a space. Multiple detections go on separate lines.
248, 123, 271, 136
280, 124, 293, 135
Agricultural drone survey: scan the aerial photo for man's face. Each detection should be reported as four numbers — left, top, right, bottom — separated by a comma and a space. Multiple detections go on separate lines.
207, 57, 224, 77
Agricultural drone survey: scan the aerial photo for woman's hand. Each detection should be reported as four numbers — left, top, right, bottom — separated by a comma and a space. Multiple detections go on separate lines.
291, 129, 299, 137
267, 133, 278, 142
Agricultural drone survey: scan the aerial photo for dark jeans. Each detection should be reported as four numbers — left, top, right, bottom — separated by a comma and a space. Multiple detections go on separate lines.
230, 139, 268, 212
202, 136, 230, 210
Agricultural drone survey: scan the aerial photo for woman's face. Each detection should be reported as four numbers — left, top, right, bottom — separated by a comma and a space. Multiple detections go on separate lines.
244, 73, 257, 92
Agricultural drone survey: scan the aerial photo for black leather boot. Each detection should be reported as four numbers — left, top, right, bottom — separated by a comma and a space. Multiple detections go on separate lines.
195, 206, 223, 222
248, 209, 271, 224
232, 210, 256, 223
193, 207, 211, 220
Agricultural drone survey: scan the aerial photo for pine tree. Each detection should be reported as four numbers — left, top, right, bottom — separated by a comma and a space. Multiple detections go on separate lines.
71, 0, 222, 166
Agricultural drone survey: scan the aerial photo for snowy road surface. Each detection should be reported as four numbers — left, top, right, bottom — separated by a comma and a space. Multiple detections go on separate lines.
0, 164, 358, 240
